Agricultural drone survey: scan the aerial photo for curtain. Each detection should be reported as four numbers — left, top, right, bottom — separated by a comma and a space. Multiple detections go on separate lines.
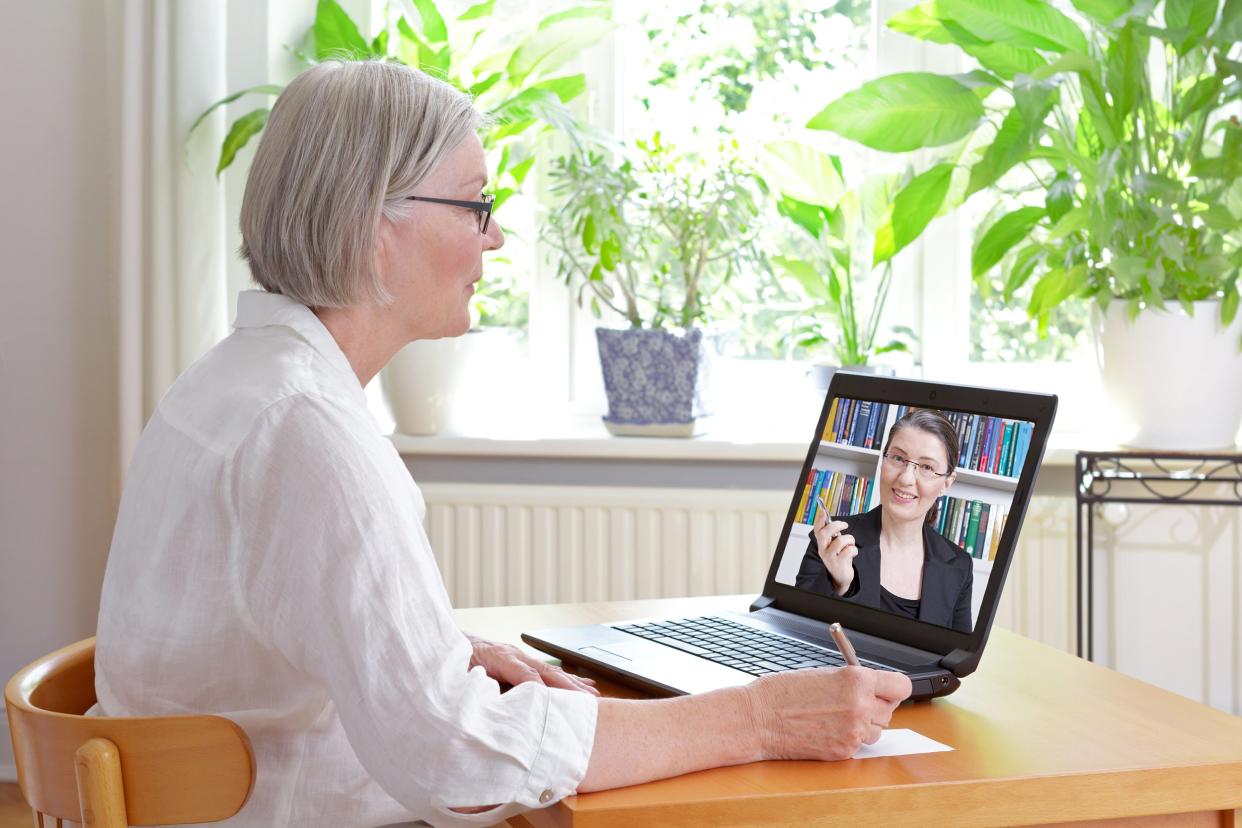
113, 0, 230, 470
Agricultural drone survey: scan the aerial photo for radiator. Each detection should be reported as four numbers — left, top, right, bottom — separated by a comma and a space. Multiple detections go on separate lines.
421, 483, 1076, 653
421, 484, 790, 609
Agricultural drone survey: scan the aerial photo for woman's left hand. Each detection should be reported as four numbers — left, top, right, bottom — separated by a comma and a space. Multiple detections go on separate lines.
466, 635, 600, 696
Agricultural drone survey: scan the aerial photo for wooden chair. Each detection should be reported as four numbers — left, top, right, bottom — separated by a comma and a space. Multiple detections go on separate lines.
5, 637, 255, 827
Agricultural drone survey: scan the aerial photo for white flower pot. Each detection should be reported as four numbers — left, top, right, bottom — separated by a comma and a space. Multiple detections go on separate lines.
1094, 300, 1242, 450
382, 336, 469, 435
382, 328, 523, 435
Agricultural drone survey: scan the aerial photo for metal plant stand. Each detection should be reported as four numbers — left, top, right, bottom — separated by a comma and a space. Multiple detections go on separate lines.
1075, 450, 1242, 660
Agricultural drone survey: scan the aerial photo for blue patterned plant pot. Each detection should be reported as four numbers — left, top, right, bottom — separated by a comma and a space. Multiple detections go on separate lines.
595, 327, 715, 437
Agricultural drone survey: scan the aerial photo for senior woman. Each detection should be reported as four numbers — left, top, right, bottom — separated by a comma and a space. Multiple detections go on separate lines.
94, 61, 911, 827
795, 409, 974, 633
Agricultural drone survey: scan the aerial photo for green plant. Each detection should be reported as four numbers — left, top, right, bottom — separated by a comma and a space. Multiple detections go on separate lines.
806, 0, 1242, 339
642, 0, 869, 115
194, 0, 610, 192
761, 142, 919, 365
544, 133, 768, 330
190, 0, 612, 327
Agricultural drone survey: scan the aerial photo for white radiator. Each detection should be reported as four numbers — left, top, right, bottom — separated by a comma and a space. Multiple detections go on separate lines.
420, 483, 1076, 653
420, 484, 789, 609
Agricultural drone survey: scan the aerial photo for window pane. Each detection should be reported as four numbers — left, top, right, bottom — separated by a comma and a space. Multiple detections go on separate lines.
614, 0, 874, 359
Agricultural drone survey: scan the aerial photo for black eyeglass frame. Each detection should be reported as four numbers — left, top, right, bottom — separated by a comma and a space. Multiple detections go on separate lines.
881, 450, 952, 480
406, 194, 495, 233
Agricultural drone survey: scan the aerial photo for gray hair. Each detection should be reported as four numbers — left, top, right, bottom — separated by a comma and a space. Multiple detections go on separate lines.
240, 60, 482, 307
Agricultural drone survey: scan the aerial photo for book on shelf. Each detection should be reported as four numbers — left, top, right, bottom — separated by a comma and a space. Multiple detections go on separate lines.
933, 493, 1009, 561
891, 406, 1032, 479
822, 398, 891, 449
797, 468, 875, 524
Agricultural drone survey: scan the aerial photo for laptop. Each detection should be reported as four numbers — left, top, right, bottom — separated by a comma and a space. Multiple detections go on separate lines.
523, 373, 1057, 701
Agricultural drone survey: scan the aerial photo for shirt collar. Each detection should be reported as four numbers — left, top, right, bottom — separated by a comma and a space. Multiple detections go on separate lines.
233, 290, 364, 398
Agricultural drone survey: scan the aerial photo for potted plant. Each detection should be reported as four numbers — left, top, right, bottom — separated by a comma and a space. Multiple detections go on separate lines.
806, 0, 1242, 448
544, 133, 768, 435
759, 141, 924, 391
191, 0, 612, 434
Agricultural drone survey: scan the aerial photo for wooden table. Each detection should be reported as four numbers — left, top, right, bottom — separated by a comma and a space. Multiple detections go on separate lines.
455, 595, 1242, 828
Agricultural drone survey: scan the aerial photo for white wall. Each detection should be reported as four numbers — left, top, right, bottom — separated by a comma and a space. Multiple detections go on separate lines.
0, 0, 121, 776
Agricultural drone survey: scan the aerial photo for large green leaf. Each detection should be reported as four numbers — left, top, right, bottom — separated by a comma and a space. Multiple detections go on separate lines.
888, 4, 1046, 78
875, 163, 955, 264
1028, 262, 1086, 317
774, 256, 831, 301
967, 108, 1032, 195
806, 73, 985, 152
1071, 0, 1133, 25
529, 74, 587, 102
938, 0, 1089, 53
506, 17, 613, 86
777, 197, 832, 239
1217, 0, 1242, 43
409, 0, 448, 43
538, 5, 611, 29
1164, 0, 1217, 49
396, 16, 451, 74
761, 141, 846, 208
1175, 74, 1224, 120
973, 205, 1046, 278
1045, 171, 1076, 222
187, 84, 283, 140
967, 78, 1056, 196
1079, 72, 1119, 147
217, 108, 269, 176
960, 40, 1047, 78
312, 0, 370, 60
1046, 205, 1089, 239
1105, 25, 1143, 119
887, 3, 958, 43
458, 1, 495, 21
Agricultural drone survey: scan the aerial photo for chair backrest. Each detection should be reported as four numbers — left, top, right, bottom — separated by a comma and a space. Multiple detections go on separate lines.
5, 637, 255, 827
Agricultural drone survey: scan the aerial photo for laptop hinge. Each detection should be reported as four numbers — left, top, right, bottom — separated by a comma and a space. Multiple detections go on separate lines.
939, 648, 979, 677
749, 594, 776, 612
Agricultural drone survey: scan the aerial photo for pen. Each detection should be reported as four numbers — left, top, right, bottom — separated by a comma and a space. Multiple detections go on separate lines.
816, 494, 841, 540
829, 622, 860, 667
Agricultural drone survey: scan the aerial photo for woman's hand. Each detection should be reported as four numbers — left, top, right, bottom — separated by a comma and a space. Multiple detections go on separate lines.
812, 511, 857, 595
466, 635, 600, 696
743, 666, 912, 760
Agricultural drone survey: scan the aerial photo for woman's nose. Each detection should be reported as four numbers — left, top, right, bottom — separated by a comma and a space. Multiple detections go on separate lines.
485, 219, 505, 251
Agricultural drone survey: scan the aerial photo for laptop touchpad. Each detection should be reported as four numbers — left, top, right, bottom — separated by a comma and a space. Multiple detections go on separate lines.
577, 645, 634, 664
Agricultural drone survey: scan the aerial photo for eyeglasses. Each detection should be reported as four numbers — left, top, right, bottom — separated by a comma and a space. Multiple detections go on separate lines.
882, 451, 950, 481
406, 193, 495, 234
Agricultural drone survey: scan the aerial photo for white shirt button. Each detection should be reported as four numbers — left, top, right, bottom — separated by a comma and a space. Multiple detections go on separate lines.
539, 789, 554, 804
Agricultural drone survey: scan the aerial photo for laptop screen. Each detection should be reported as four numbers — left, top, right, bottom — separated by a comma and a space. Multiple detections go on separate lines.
772, 396, 1036, 635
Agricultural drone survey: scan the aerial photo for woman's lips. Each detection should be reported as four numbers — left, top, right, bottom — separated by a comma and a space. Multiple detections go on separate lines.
891, 488, 917, 503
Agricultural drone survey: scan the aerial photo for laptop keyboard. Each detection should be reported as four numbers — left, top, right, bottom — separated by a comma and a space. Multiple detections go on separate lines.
612, 615, 896, 676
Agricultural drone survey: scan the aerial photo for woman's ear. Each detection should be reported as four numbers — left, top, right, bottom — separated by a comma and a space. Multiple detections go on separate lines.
943, 471, 956, 494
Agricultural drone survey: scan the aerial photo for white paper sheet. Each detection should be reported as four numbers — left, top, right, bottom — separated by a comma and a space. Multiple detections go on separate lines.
852, 728, 953, 759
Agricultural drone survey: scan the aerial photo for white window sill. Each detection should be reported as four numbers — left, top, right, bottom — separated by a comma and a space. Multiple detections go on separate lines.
387, 412, 1104, 466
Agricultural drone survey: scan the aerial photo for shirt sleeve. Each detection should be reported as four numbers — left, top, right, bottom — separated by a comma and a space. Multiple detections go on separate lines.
228, 393, 597, 822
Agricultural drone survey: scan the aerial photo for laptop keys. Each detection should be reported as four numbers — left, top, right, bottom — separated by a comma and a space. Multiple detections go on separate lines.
613, 616, 872, 676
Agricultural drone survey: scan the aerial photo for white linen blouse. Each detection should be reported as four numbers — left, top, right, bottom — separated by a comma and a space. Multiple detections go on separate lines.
94, 290, 597, 827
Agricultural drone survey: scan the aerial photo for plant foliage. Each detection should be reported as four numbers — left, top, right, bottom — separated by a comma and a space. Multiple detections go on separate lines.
810, 0, 1242, 339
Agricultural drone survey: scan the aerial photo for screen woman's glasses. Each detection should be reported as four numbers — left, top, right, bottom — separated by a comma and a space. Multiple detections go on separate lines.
882, 451, 950, 481
406, 193, 495, 234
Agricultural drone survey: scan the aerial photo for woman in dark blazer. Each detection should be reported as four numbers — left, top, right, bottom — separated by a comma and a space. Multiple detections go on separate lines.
795, 408, 974, 633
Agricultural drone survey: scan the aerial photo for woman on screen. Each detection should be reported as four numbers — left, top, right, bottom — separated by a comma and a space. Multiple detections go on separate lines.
795, 408, 974, 633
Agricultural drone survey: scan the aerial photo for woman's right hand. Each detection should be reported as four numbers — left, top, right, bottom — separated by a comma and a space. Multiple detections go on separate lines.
744, 666, 912, 760
812, 511, 857, 594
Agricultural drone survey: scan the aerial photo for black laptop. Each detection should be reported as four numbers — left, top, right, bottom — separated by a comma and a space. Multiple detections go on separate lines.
523, 373, 1057, 701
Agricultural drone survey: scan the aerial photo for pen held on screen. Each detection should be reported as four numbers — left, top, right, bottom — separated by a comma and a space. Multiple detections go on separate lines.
829, 622, 860, 667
